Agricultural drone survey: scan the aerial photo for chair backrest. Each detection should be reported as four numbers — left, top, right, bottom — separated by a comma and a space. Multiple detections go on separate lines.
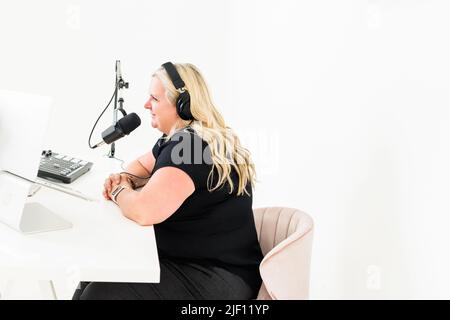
253, 207, 314, 300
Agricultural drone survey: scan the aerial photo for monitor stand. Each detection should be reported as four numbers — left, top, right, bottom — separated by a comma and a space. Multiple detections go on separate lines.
0, 171, 72, 234
19, 202, 73, 234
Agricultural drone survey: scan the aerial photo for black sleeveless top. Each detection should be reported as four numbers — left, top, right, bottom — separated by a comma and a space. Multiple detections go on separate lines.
151, 127, 263, 288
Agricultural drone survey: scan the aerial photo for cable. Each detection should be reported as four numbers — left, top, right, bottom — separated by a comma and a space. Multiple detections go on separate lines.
120, 171, 152, 180
105, 153, 150, 182
118, 171, 152, 190
88, 83, 119, 149
106, 156, 151, 183
111, 155, 126, 170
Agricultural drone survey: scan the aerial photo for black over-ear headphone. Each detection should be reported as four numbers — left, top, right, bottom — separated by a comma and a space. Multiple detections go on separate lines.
161, 62, 195, 121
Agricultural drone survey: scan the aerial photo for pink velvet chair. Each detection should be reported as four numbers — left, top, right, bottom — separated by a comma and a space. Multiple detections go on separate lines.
253, 207, 314, 300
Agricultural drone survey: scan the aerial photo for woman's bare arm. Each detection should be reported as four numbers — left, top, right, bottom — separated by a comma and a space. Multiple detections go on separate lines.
123, 152, 156, 188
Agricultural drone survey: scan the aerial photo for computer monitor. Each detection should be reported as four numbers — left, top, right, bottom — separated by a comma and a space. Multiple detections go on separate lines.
0, 89, 72, 234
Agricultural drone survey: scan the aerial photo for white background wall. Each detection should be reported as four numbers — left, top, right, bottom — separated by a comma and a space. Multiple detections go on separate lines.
1, 0, 450, 299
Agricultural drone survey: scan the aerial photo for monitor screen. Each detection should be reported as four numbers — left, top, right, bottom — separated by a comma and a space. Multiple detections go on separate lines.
0, 89, 52, 181
0, 89, 61, 232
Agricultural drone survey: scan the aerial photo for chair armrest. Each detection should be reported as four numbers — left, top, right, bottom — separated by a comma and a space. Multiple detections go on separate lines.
259, 227, 314, 299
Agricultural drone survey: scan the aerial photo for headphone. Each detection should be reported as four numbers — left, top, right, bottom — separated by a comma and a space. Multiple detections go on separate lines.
161, 62, 195, 121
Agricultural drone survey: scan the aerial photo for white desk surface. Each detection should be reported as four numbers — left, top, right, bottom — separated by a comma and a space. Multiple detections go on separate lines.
0, 155, 160, 290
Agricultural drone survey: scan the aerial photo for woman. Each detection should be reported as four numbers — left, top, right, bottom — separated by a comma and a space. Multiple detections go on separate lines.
73, 62, 263, 300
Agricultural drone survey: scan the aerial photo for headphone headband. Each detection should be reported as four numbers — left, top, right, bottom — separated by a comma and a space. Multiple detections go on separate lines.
162, 62, 186, 91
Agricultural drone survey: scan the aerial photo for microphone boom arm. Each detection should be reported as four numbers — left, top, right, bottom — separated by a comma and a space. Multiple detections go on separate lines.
108, 60, 129, 158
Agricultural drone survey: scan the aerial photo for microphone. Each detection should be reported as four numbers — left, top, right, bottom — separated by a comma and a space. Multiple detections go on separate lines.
93, 112, 141, 148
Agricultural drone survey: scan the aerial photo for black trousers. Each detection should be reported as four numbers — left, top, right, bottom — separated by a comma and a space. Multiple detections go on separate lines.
72, 259, 260, 300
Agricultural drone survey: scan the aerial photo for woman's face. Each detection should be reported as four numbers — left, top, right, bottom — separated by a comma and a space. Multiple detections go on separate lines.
144, 77, 179, 134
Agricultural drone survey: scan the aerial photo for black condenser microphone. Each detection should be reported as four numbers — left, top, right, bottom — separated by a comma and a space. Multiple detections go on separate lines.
93, 112, 141, 148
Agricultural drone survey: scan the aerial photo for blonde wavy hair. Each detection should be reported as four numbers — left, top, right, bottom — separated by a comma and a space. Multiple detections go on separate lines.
152, 63, 256, 196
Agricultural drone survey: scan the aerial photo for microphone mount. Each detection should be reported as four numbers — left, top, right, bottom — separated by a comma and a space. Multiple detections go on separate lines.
118, 79, 129, 90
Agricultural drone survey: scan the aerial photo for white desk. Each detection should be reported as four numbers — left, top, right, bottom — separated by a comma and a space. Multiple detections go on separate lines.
0, 156, 160, 299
